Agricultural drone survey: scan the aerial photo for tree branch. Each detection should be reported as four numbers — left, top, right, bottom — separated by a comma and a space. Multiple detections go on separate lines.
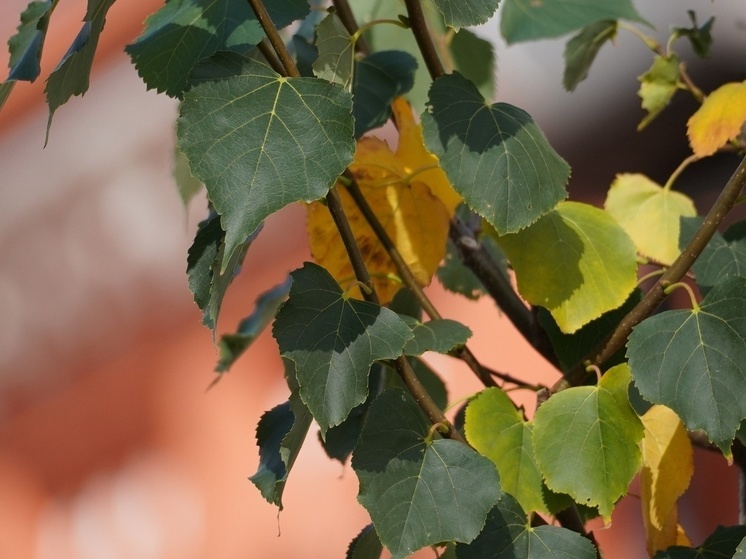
246, 0, 300, 77
403, 0, 444, 79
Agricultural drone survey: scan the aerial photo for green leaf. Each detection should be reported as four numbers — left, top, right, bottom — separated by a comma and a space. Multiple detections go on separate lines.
735, 535, 746, 559
494, 201, 638, 334
273, 263, 413, 435
125, 0, 309, 97
680, 217, 746, 294
347, 524, 383, 559
538, 289, 643, 372
465, 388, 547, 514
627, 275, 746, 456
173, 146, 204, 207
7, 0, 54, 82
178, 53, 355, 270
249, 360, 313, 509
637, 55, 680, 130
215, 277, 291, 373
500, 0, 646, 44
401, 317, 472, 355
313, 11, 354, 89
449, 29, 495, 102
455, 493, 597, 559
422, 72, 569, 235
352, 389, 501, 559
672, 11, 714, 59
44, 0, 117, 135
0, 81, 15, 112
353, 50, 417, 137
432, 0, 500, 28
563, 20, 617, 91
186, 213, 257, 331
533, 364, 643, 518
654, 525, 746, 559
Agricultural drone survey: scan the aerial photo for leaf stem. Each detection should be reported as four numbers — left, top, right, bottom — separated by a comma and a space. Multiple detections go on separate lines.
663, 281, 700, 311
352, 19, 410, 46
663, 154, 699, 191
403, 0, 444, 79
636, 268, 666, 287
555, 154, 746, 391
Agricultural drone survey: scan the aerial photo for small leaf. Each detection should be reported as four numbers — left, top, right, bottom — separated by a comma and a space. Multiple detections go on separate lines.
494, 201, 638, 333
680, 217, 746, 294
640, 405, 694, 556
455, 493, 597, 559
533, 364, 644, 519
173, 146, 204, 207
735, 536, 746, 559
432, 0, 500, 28
178, 53, 355, 270
401, 317, 472, 356
352, 389, 501, 559
465, 388, 547, 514
422, 72, 569, 236
273, 263, 413, 435
563, 20, 617, 91
637, 55, 680, 130
672, 11, 714, 59
0, 82, 14, 111
605, 173, 697, 265
353, 51, 417, 137
449, 29, 495, 102
687, 81, 746, 157
215, 277, 291, 373
655, 526, 746, 559
627, 275, 746, 456
44, 0, 116, 135
313, 11, 354, 89
126, 0, 309, 97
6, 0, 54, 82
500, 0, 647, 44
346, 524, 383, 559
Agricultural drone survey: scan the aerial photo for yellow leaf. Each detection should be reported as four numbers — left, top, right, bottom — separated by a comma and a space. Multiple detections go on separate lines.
687, 81, 746, 157
605, 173, 696, 266
640, 405, 693, 557
307, 129, 451, 303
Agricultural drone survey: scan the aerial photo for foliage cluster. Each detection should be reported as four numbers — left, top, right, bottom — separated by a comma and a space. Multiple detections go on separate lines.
3, 0, 746, 557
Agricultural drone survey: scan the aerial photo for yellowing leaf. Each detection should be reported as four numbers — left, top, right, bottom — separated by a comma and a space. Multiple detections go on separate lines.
687, 81, 746, 157
640, 405, 693, 556
605, 173, 696, 266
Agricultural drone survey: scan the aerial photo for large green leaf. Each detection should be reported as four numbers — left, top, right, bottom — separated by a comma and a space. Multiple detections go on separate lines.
273, 263, 413, 435
249, 361, 312, 509
44, 0, 116, 134
455, 493, 597, 559
494, 201, 637, 334
563, 20, 617, 91
627, 276, 746, 456
500, 0, 647, 44
401, 317, 472, 355
680, 217, 746, 293
533, 364, 643, 518
126, 0, 308, 97
178, 53, 355, 270
6, 0, 53, 82
422, 73, 569, 235
347, 524, 383, 559
654, 526, 746, 559
313, 11, 354, 89
465, 388, 547, 514
432, 0, 500, 27
352, 389, 501, 559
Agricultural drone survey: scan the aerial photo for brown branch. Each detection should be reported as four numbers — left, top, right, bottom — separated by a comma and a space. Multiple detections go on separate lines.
331, 0, 370, 54
403, 0, 444, 79
246, 0, 300, 77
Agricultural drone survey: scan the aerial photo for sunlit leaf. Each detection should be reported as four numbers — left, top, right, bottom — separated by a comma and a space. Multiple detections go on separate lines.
465, 388, 547, 514
687, 81, 746, 157
563, 20, 617, 91
501, 0, 646, 44
735, 536, 746, 559
655, 526, 746, 559
352, 389, 501, 559
401, 317, 472, 356
273, 263, 412, 435
533, 364, 643, 519
627, 275, 746, 456
347, 524, 383, 559
432, 0, 500, 28
637, 55, 680, 130
640, 405, 693, 556
494, 201, 637, 333
6, 0, 53, 82
178, 52, 355, 271
313, 11, 354, 88
680, 217, 746, 294
455, 493, 597, 559
605, 173, 696, 265
422, 72, 569, 235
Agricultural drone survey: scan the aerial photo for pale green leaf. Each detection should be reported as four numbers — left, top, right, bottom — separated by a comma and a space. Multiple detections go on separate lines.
273, 263, 413, 435
563, 20, 617, 91
401, 317, 472, 355
173, 146, 204, 206
313, 11, 354, 88
7, 0, 53, 82
637, 55, 680, 130
422, 72, 569, 236
501, 0, 647, 44
352, 389, 501, 559
533, 364, 644, 519
494, 201, 638, 333
627, 275, 746, 456
432, 0, 500, 28
178, 53, 355, 270
465, 388, 547, 514
735, 535, 746, 559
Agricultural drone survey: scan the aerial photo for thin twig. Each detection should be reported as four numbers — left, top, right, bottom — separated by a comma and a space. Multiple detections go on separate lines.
246, 0, 300, 77
403, 0, 444, 79
257, 38, 287, 75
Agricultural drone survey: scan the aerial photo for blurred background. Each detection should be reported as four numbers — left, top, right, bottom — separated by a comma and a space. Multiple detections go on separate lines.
0, 1, 743, 557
